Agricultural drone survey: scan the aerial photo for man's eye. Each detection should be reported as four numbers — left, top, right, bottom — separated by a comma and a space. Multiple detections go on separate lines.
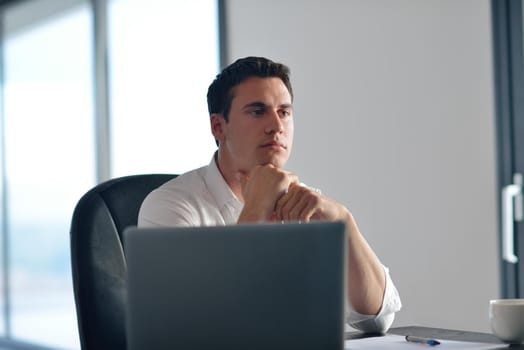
250, 109, 265, 116
281, 110, 291, 117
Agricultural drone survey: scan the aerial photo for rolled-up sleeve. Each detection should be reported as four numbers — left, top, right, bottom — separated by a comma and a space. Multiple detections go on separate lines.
346, 265, 401, 334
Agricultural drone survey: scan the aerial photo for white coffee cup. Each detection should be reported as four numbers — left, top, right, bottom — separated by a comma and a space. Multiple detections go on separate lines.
489, 299, 524, 343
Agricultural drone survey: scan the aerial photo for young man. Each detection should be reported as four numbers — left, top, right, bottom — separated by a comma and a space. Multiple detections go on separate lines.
138, 56, 401, 333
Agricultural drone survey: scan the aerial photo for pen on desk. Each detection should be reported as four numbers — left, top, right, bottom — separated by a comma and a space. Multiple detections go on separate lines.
405, 335, 441, 346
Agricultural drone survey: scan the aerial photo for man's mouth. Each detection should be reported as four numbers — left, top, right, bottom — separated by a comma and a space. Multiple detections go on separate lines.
260, 141, 287, 150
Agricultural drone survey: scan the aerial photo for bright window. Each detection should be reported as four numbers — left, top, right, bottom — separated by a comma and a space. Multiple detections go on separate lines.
0, 0, 221, 348
108, 0, 220, 177
3, 0, 94, 348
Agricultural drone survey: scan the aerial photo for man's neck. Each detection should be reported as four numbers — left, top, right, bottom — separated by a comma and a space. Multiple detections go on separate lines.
214, 151, 244, 203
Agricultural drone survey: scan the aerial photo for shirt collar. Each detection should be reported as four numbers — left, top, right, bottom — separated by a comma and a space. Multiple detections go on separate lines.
204, 153, 242, 212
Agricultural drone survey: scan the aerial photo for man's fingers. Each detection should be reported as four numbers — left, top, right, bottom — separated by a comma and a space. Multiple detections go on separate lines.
292, 187, 322, 221
275, 183, 303, 219
287, 194, 311, 221
275, 190, 296, 220
276, 185, 321, 221
240, 165, 301, 222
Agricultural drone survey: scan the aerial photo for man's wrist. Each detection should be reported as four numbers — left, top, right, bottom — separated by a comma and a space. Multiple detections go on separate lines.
238, 205, 272, 223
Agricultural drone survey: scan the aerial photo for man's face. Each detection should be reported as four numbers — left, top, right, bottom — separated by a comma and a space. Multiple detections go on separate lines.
213, 76, 294, 173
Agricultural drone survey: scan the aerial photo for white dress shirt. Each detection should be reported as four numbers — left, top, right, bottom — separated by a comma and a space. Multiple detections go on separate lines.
138, 156, 402, 334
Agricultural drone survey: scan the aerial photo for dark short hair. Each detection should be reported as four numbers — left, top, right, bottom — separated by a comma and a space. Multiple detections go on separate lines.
207, 56, 293, 122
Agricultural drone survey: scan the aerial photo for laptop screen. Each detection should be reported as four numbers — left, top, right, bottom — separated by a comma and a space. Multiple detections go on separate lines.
125, 221, 346, 350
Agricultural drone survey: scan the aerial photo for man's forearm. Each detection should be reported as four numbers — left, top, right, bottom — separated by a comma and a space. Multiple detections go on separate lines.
345, 213, 386, 315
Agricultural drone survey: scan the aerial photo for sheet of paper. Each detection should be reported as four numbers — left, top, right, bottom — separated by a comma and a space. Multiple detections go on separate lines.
345, 334, 505, 349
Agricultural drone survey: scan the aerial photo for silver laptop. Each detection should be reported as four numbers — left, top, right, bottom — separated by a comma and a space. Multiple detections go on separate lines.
124, 221, 346, 350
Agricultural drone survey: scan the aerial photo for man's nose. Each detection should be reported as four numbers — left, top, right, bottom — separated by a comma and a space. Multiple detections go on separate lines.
265, 110, 284, 134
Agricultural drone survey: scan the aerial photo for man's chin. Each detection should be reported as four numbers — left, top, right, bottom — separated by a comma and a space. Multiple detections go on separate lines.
258, 157, 287, 169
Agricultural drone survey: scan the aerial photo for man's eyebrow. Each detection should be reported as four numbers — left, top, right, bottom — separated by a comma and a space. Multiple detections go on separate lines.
241, 101, 293, 110
242, 101, 267, 110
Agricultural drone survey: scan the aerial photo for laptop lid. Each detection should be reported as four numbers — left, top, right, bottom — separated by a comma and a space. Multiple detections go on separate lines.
124, 221, 346, 350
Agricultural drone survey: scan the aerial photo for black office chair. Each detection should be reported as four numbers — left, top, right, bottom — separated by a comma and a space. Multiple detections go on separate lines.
70, 174, 177, 350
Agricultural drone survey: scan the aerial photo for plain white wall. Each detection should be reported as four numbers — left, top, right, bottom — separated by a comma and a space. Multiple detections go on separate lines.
226, 0, 498, 332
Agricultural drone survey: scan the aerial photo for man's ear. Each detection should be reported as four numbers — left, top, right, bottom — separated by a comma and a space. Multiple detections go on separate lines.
210, 113, 226, 144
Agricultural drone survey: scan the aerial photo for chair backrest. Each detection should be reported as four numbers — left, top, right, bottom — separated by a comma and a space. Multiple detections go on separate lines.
70, 174, 177, 350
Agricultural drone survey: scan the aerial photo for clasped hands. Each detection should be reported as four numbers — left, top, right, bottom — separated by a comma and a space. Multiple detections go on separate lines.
237, 164, 349, 224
